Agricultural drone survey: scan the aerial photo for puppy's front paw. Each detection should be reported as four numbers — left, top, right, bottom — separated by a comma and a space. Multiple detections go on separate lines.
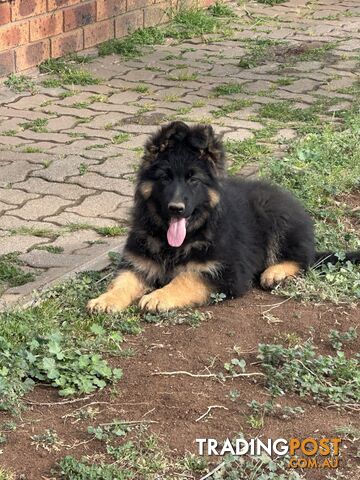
260, 261, 300, 288
139, 290, 175, 312
87, 292, 130, 313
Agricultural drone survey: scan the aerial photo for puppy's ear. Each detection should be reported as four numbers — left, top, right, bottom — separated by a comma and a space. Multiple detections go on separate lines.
143, 121, 190, 164
189, 124, 226, 176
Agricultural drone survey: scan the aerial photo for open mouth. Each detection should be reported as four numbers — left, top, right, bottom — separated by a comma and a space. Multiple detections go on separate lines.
167, 217, 190, 248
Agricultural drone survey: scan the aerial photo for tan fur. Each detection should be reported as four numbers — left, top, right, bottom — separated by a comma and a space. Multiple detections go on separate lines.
87, 271, 147, 313
139, 272, 212, 312
176, 260, 221, 278
260, 261, 300, 288
139, 181, 153, 199
208, 188, 220, 207
123, 250, 163, 282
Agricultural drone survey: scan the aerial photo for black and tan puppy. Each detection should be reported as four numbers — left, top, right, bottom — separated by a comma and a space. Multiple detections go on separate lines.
88, 121, 359, 313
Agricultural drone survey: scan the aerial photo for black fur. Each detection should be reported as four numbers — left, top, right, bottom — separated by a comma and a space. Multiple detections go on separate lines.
121, 121, 359, 298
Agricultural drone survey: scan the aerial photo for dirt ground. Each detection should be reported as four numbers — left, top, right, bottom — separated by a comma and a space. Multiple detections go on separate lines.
1, 289, 359, 479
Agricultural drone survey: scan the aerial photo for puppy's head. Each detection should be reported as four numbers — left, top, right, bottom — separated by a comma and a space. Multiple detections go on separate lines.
136, 122, 225, 247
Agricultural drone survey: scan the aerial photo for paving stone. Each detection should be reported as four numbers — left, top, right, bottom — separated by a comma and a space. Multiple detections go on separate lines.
0, 161, 42, 187
0, 235, 49, 255
88, 152, 140, 176
283, 79, 322, 93
0, 215, 59, 231
44, 211, 119, 227
19, 250, 89, 268
33, 155, 97, 181
66, 192, 127, 217
68, 173, 135, 196
275, 129, 298, 141
0, 188, 38, 205
15, 177, 94, 200
47, 230, 105, 253
223, 130, 254, 142
10, 196, 73, 220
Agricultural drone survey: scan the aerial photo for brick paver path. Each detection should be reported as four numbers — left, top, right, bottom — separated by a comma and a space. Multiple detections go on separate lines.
0, 0, 359, 308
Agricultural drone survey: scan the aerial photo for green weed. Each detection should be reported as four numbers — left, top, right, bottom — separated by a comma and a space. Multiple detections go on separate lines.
40, 58, 100, 86
226, 138, 270, 174
4, 74, 36, 93
259, 101, 316, 122
239, 38, 283, 68
0, 253, 35, 293
112, 133, 130, 144
166, 8, 220, 40
21, 146, 43, 153
212, 99, 252, 118
208, 1, 236, 17
0, 273, 135, 412
99, 27, 165, 57
329, 328, 358, 351
95, 226, 128, 237
213, 82, 244, 96
33, 245, 64, 254
20, 118, 48, 133
258, 341, 360, 405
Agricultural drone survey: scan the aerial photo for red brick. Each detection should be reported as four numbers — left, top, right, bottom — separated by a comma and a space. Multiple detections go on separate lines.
47, 0, 81, 9
144, 4, 169, 27
97, 0, 126, 21
15, 39, 50, 71
0, 50, 15, 77
115, 11, 144, 38
84, 19, 114, 48
12, 0, 46, 21
127, 0, 153, 11
30, 11, 63, 42
0, 22, 29, 52
64, 1, 96, 32
0, 4, 11, 26
51, 29, 83, 57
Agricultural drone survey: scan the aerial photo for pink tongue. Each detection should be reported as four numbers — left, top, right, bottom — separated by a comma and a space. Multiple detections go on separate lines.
167, 218, 186, 247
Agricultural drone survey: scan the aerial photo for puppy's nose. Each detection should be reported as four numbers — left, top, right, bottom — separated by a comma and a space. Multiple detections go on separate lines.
168, 202, 185, 214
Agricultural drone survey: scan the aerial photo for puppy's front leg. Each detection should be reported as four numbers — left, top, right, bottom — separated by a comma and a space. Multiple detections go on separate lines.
139, 272, 212, 312
88, 270, 147, 313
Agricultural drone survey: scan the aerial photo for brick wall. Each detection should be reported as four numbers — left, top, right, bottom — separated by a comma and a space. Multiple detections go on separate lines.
0, 0, 214, 75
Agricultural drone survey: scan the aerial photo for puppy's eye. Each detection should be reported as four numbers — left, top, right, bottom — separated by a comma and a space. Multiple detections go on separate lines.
186, 170, 197, 182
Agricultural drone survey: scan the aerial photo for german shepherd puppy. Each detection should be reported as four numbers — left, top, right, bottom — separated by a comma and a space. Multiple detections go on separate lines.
88, 121, 359, 313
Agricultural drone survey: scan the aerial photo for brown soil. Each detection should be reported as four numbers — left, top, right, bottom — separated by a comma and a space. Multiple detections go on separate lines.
1, 290, 359, 479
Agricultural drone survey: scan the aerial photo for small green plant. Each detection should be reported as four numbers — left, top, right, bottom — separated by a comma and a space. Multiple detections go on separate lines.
210, 292, 226, 303
257, 0, 286, 4
259, 101, 316, 122
78, 162, 88, 175
112, 132, 130, 144
213, 82, 244, 96
258, 341, 360, 405
21, 146, 43, 153
33, 245, 64, 254
165, 8, 221, 40
226, 138, 270, 174
0, 252, 35, 293
4, 74, 36, 93
40, 57, 100, 86
99, 26, 165, 57
224, 358, 246, 376
212, 99, 252, 118
229, 388, 240, 401
31, 428, 63, 452
0, 468, 15, 480
329, 328, 357, 351
95, 226, 127, 237
20, 118, 48, 133
169, 70, 198, 82
133, 84, 150, 93
208, 1, 236, 17
238, 38, 282, 68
